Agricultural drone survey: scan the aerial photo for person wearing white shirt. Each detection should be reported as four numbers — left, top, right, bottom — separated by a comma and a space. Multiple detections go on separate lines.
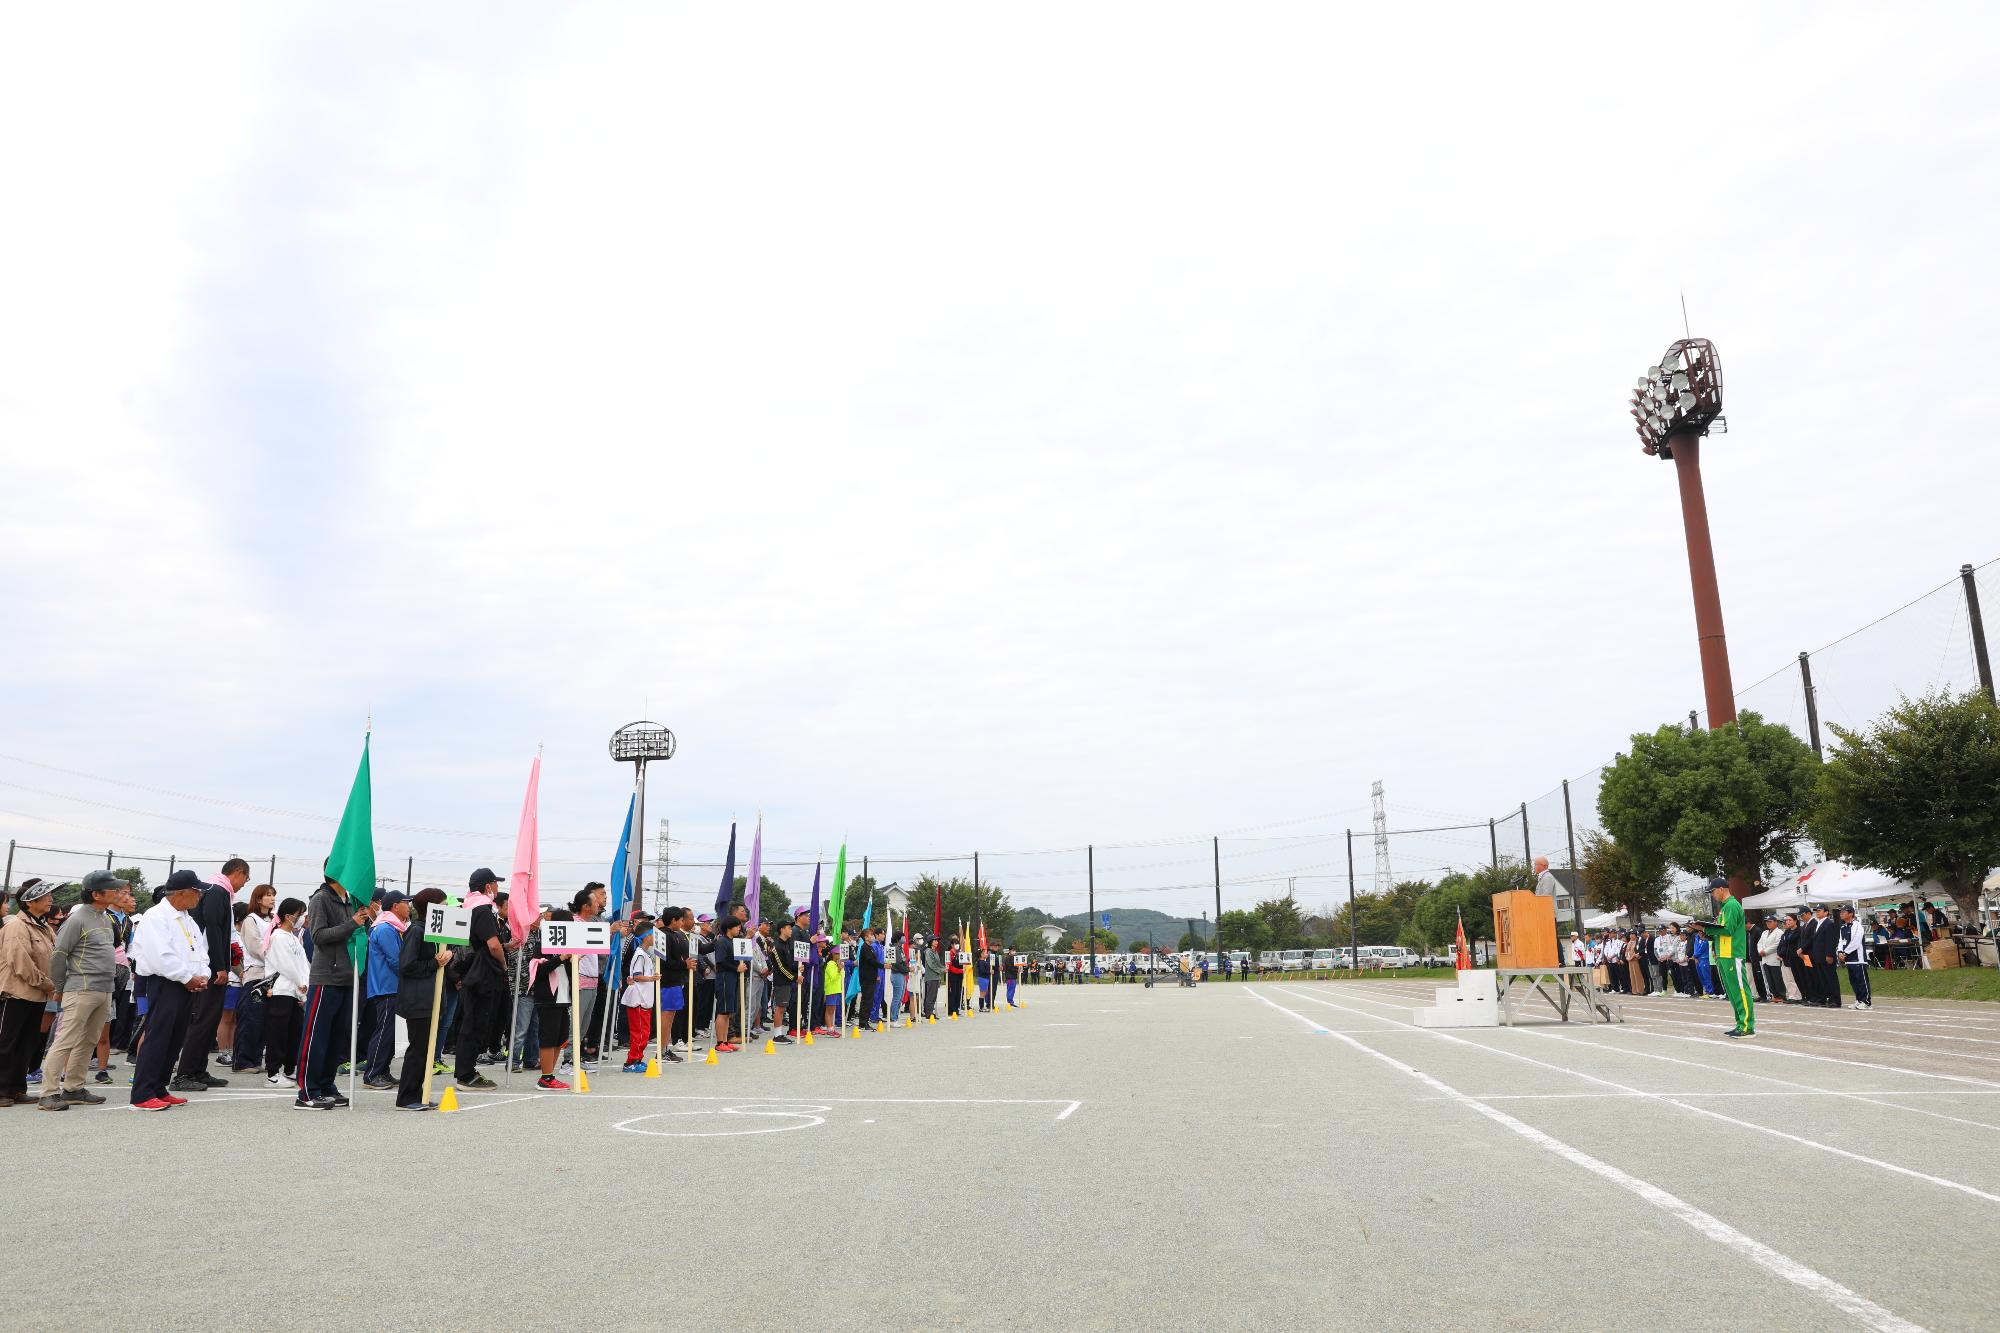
261, 900, 311, 1086
1837, 906, 1873, 1010
129, 874, 212, 1111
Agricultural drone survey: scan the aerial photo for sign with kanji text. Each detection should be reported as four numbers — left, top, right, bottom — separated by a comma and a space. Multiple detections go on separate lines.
423, 903, 472, 944
542, 919, 611, 955
732, 937, 754, 960
793, 941, 810, 963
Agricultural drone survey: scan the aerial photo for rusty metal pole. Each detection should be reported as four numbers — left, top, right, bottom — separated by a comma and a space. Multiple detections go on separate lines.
1669, 434, 1737, 727
1799, 652, 1822, 758
1963, 563, 1995, 701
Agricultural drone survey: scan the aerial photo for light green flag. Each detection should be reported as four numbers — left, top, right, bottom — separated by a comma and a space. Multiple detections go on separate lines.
826, 844, 847, 936
326, 734, 377, 966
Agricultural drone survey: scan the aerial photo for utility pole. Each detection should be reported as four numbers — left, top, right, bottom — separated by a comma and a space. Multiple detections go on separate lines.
1799, 652, 1823, 759
1519, 802, 1531, 875
1212, 836, 1223, 955
1086, 845, 1096, 979
1345, 830, 1357, 970
1488, 819, 1498, 870
1963, 563, 1995, 701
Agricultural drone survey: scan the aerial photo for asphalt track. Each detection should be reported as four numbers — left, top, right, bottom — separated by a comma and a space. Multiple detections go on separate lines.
9, 979, 2000, 1331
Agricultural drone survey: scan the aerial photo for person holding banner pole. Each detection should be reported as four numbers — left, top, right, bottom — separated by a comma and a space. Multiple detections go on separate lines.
398, 889, 454, 1111
619, 914, 657, 1072
714, 918, 747, 1053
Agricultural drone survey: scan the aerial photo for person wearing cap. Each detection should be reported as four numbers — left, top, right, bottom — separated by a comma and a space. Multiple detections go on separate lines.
453, 868, 507, 1092
38, 871, 125, 1109
298, 868, 375, 1110
0, 879, 60, 1107
129, 874, 212, 1110
360, 890, 410, 1089
168, 865, 236, 1093
618, 912, 660, 1071
1693, 879, 1754, 1038
1837, 905, 1873, 1011
1808, 903, 1842, 1008
692, 913, 717, 1042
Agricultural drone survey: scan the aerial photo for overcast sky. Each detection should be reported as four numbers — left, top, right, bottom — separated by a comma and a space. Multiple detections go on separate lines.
3, 4, 1996, 918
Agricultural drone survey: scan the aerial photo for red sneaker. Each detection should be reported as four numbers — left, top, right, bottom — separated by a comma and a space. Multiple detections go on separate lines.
715, 1042, 739, 1053
160, 1094, 189, 1106
132, 1098, 172, 1112
536, 1075, 569, 1091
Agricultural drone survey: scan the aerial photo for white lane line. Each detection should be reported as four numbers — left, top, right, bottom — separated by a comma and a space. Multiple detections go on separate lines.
1516, 1028, 2000, 1137
1426, 1090, 2000, 1102
1273, 987, 2000, 1207
971, 1045, 1014, 1049
1625, 1016, 2000, 1079
1632, 1012, 2000, 1064
1616, 1023, 2000, 1091
1243, 988, 1924, 1333
464, 1093, 1084, 1121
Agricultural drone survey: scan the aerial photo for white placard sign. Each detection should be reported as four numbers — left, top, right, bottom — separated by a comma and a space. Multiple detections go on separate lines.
423, 904, 472, 944
793, 941, 811, 963
541, 919, 611, 955
1013, 955, 1027, 967
732, 937, 754, 960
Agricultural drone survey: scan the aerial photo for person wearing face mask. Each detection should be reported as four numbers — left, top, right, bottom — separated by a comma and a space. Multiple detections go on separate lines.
262, 900, 310, 1087
230, 885, 276, 1072
0, 879, 61, 1107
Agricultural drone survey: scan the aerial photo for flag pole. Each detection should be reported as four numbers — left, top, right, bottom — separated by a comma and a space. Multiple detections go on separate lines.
348, 966, 360, 1103
506, 938, 525, 1088
422, 960, 446, 1106
685, 928, 702, 1060
569, 955, 581, 1094
653, 928, 664, 1072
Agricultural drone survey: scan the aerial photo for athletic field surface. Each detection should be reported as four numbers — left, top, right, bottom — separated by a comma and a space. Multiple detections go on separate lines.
15, 979, 2000, 1331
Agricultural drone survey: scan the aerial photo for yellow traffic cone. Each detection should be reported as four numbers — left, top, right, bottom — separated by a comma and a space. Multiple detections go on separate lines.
577, 1069, 590, 1093
762, 1039, 776, 1055
928, 1014, 937, 1025
438, 1086, 460, 1113
803, 1031, 815, 1046
704, 1047, 719, 1066
644, 1057, 661, 1079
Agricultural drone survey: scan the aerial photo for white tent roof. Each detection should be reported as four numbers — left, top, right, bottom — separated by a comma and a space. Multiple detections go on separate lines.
1581, 910, 1621, 928
1744, 860, 1942, 908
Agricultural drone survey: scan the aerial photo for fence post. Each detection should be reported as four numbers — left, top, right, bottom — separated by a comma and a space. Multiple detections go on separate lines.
1488, 819, 1498, 870
269, 854, 277, 889
168, 855, 176, 878
1212, 836, 1222, 965
3, 840, 13, 893
1519, 801, 1531, 872
1561, 780, 1585, 942
106, 849, 114, 870
405, 856, 413, 895
1963, 563, 1995, 701
1799, 652, 1823, 758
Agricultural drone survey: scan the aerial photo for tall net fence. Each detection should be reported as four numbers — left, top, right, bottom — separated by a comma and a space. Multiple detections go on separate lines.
5, 560, 1996, 934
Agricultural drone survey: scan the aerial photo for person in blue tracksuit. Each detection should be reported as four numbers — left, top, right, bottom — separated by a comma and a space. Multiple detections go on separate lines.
1689, 928, 1716, 997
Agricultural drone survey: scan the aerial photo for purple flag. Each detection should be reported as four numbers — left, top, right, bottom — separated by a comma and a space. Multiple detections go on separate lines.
807, 862, 822, 966
746, 816, 763, 926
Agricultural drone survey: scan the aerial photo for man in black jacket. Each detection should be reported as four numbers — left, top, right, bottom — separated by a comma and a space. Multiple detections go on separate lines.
454, 868, 507, 1091
855, 927, 883, 1030
170, 867, 236, 1092
1808, 904, 1842, 1007
395, 889, 452, 1110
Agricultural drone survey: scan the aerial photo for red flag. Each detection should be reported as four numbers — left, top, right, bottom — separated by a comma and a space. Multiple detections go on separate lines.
978, 920, 987, 952
1454, 908, 1470, 971
933, 884, 942, 937
902, 911, 911, 962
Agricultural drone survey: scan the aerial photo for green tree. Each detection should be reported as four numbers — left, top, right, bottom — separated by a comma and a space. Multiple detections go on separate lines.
1812, 688, 2000, 921
1215, 909, 1270, 954
906, 875, 1014, 948
1598, 711, 1820, 892
1177, 930, 1207, 950
1326, 880, 1433, 948
1252, 894, 1307, 949
1576, 830, 1672, 920
1412, 863, 1524, 948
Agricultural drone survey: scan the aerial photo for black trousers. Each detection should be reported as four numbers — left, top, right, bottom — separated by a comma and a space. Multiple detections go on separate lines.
299, 983, 353, 1100
1817, 956, 1842, 1005
263, 995, 301, 1076
363, 994, 398, 1081
1750, 959, 1769, 1001
1846, 962, 1872, 1006
453, 985, 502, 1083
0, 994, 48, 1099
396, 1004, 433, 1105
175, 980, 227, 1080
111, 987, 136, 1050
1761, 963, 1785, 1000
131, 981, 193, 1104
947, 973, 964, 1013
922, 979, 940, 1017
231, 986, 267, 1071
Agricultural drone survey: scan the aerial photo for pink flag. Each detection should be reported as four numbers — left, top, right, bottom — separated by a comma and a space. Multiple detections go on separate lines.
507, 754, 541, 944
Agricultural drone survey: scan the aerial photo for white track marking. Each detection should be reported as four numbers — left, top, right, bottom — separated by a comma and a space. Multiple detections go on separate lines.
1626, 1012, 2000, 1068
1517, 1028, 2000, 1136
1615, 1023, 2000, 1091
1273, 987, 2000, 1206
1243, 988, 1924, 1333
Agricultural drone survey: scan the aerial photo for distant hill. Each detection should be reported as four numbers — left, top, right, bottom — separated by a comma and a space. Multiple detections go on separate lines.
1058, 907, 1214, 950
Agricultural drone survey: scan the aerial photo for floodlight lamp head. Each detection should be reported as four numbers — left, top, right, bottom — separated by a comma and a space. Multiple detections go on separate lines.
609, 721, 677, 764
1629, 337, 1723, 456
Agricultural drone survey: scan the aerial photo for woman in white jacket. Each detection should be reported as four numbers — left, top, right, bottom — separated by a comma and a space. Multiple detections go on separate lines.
261, 898, 310, 1086
1757, 919, 1787, 1003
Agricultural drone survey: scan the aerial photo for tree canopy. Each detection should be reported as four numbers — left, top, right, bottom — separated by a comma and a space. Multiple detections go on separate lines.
1598, 711, 1820, 890
1811, 688, 2000, 920
1576, 830, 1672, 918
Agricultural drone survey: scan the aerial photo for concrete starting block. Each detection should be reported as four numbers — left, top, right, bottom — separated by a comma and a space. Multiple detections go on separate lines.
1412, 968, 1499, 1028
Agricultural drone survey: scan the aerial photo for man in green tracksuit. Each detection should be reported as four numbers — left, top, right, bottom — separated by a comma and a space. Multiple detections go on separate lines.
1696, 877, 1754, 1038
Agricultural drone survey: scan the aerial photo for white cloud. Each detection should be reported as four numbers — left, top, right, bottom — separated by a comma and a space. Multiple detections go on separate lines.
3, 3, 1997, 913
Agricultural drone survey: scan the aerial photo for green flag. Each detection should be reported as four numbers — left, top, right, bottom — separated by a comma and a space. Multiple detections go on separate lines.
326, 734, 377, 966
827, 844, 847, 937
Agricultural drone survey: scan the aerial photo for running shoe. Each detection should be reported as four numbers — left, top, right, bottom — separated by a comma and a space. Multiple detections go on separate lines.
537, 1075, 569, 1091
132, 1098, 172, 1112
621, 1062, 645, 1073
457, 1075, 498, 1091
160, 1093, 189, 1106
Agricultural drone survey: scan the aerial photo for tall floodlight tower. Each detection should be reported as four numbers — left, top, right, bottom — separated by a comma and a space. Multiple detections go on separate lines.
609, 721, 676, 915
1629, 339, 1735, 728
1370, 781, 1392, 894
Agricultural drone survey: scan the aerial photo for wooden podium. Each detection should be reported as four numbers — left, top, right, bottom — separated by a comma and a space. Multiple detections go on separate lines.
1491, 890, 1558, 970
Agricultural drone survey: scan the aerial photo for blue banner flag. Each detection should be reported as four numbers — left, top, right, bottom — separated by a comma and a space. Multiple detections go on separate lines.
713, 823, 737, 919
607, 795, 636, 920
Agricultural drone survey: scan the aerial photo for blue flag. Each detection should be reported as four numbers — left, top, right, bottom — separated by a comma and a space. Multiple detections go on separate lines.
607, 794, 636, 920
713, 822, 737, 920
